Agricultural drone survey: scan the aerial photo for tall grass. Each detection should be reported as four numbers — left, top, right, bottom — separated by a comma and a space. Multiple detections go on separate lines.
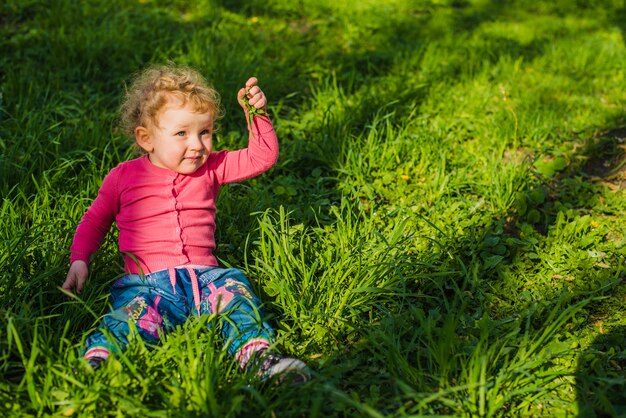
1, 0, 625, 416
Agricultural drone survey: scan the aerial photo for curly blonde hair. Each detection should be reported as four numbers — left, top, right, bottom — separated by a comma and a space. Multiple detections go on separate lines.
120, 64, 223, 144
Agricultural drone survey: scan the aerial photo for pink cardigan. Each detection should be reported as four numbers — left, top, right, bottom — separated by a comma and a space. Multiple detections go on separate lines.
69, 115, 278, 275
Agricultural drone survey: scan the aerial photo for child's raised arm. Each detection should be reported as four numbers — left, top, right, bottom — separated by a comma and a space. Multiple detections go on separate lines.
211, 77, 278, 185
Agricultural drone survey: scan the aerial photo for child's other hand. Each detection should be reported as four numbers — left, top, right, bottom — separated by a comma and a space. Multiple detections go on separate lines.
238, 77, 267, 111
62, 260, 89, 295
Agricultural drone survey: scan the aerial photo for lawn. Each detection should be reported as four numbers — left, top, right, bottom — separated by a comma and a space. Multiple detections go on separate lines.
1, 0, 625, 416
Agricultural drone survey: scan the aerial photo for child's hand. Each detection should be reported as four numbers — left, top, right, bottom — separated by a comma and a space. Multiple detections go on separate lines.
62, 260, 89, 295
238, 77, 267, 112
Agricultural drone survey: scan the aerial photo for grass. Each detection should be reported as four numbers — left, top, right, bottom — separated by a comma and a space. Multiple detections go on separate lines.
1, 0, 625, 416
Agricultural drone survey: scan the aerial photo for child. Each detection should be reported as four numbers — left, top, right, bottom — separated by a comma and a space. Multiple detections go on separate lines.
62, 64, 309, 383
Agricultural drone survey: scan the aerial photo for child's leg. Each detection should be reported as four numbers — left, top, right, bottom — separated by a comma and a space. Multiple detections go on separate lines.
196, 267, 274, 368
195, 266, 311, 383
83, 270, 188, 365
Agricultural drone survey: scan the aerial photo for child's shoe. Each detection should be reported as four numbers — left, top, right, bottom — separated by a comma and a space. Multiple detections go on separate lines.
83, 346, 110, 371
71, 356, 106, 376
252, 351, 311, 385
86, 356, 106, 370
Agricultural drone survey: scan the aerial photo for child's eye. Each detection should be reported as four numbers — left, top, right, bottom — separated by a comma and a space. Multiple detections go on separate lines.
200, 129, 210, 135
176, 131, 186, 137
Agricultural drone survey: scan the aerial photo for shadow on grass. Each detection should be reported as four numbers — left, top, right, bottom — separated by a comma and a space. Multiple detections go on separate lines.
582, 127, 626, 191
615, 4, 626, 44
576, 325, 626, 417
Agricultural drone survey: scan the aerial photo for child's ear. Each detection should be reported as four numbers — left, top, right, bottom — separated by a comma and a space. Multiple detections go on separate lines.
135, 126, 153, 153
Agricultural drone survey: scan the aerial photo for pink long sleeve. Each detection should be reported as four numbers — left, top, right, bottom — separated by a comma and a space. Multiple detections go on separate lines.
69, 168, 120, 265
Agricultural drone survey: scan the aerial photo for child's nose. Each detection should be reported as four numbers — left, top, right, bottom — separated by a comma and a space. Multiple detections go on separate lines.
189, 134, 203, 150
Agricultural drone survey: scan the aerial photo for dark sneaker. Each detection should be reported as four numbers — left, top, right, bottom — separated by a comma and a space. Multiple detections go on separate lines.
71, 356, 106, 376
253, 352, 311, 385
86, 356, 106, 370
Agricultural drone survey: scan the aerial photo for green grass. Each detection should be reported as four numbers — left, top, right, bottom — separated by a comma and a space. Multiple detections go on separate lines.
1, 0, 626, 416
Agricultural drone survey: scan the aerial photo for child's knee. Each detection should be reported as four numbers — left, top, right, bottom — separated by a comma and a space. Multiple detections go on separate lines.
100, 294, 165, 344
201, 277, 262, 315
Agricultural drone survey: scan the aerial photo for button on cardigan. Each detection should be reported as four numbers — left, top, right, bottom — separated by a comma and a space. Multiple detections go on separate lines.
69, 116, 279, 275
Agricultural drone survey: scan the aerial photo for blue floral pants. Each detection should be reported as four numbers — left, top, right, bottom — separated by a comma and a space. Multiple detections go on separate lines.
84, 266, 274, 365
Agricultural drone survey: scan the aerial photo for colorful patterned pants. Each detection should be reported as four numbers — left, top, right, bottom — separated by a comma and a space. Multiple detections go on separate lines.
84, 266, 274, 366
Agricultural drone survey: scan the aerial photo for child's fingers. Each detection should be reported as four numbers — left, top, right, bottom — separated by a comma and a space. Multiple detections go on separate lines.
246, 84, 265, 101
237, 87, 247, 103
76, 276, 86, 294
62, 275, 78, 295
246, 77, 258, 88
239, 77, 267, 111
61, 277, 73, 292
63, 261, 88, 295
239, 85, 267, 110
238, 86, 261, 100
249, 94, 267, 109
246, 85, 261, 97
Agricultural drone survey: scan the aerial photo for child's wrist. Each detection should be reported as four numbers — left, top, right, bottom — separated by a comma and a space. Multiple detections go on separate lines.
69, 258, 89, 267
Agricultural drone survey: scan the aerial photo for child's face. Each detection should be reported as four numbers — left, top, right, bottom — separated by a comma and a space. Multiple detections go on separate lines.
137, 99, 214, 174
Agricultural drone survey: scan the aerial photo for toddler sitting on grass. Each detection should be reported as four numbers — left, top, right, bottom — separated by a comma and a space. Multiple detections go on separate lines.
62, 64, 309, 384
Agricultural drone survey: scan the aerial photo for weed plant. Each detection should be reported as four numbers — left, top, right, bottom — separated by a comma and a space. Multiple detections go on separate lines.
1, 0, 625, 416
